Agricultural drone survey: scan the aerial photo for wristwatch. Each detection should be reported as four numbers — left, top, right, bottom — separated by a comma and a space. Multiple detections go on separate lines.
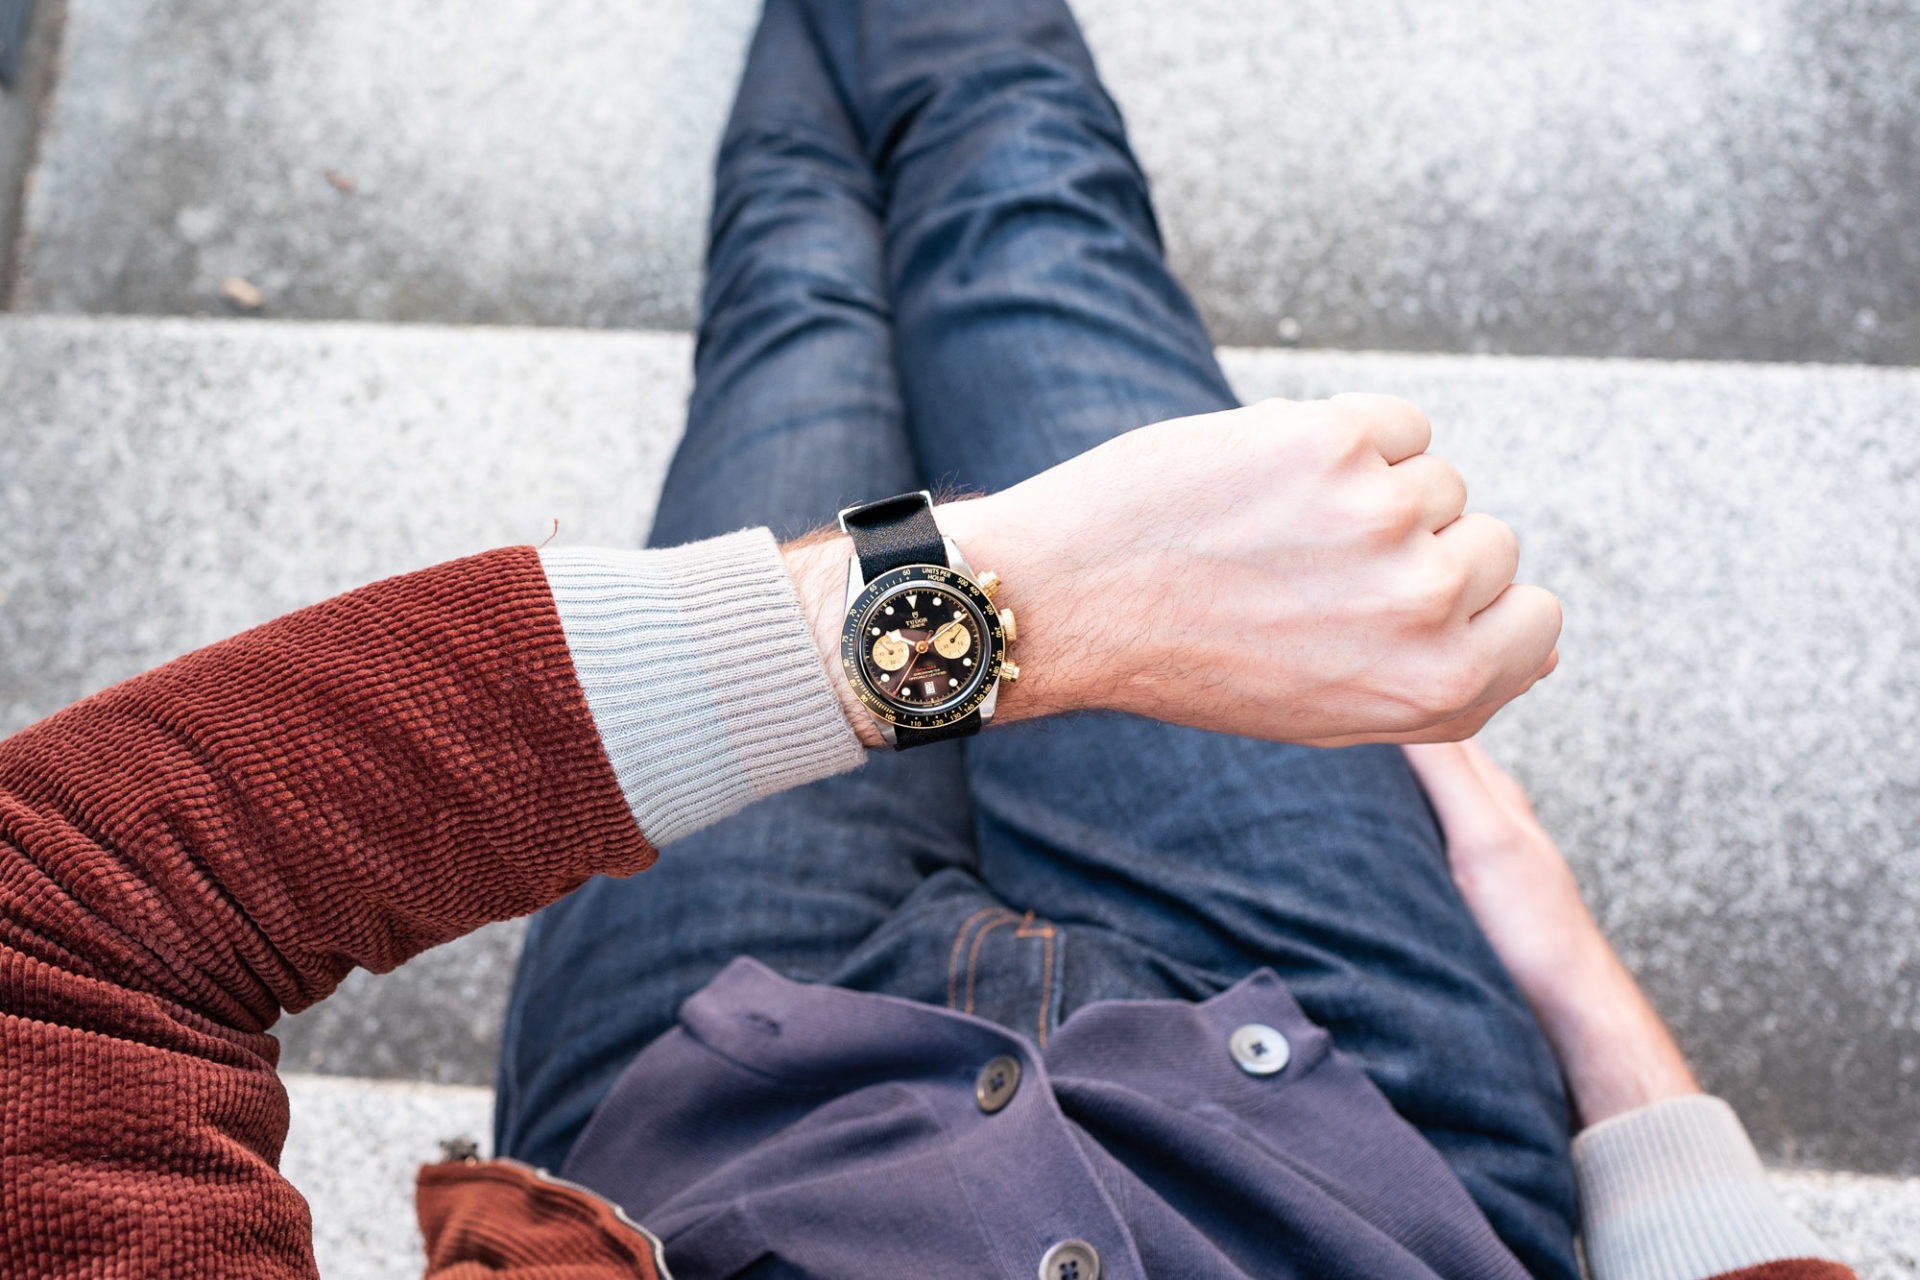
836, 491, 1019, 749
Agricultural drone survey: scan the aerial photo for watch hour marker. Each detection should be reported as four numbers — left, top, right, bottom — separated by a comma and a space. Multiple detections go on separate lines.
880, 674, 890, 683
906, 595, 918, 609
963, 657, 974, 667
924, 682, 936, 696
948, 677, 959, 688
884, 606, 894, 616
953, 610, 964, 620
870, 627, 881, 636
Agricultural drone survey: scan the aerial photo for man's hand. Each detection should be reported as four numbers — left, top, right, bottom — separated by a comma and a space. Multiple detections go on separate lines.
1404, 741, 1699, 1126
938, 394, 1560, 744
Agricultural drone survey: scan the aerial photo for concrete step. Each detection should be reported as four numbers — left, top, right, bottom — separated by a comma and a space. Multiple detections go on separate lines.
282, 1074, 1920, 1280
1, 314, 1915, 1180
9, 0, 1919, 364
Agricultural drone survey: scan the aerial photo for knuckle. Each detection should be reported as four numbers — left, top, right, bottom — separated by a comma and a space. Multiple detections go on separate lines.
1321, 406, 1372, 453
1247, 396, 1293, 425
1390, 547, 1468, 622
1402, 570, 1466, 625
1379, 491, 1425, 539
1337, 390, 1430, 430
1416, 654, 1485, 718
1348, 481, 1421, 542
1386, 394, 1431, 430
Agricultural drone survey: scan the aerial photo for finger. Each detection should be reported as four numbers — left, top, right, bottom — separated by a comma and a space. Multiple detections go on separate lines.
1402, 741, 1520, 843
1309, 645, 1559, 749
1303, 645, 1560, 750
1462, 738, 1539, 819
1435, 513, 1522, 616
1331, 392, 1431, 464
1401, 742, 1485, 813
1391, 453, 1469, 531
1465, 583, 1563, 709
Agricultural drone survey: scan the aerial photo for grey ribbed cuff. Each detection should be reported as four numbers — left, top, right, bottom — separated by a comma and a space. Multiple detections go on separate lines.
539, 529, 866, 848
1574, 1094, 1833, 1280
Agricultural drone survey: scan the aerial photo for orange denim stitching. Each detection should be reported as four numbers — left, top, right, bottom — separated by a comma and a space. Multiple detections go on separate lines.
1039, 928, 1054, 1048
1014, 911, 1059, 1048
947, 906, 1011, 1010
964, 912, 1021, 1015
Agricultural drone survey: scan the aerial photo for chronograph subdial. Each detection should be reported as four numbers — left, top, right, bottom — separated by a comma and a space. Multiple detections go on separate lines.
931, 619, 972, 659
870, 631, 912, 671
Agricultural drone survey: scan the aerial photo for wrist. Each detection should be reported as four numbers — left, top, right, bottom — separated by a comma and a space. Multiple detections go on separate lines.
780, 491, 1099, 749
1530, 938, 1701, 1127
782, 529, 889, 749
931, 492, 1099, 724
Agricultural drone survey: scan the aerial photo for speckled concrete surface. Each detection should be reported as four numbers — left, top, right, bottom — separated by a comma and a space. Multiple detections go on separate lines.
11, 0, 1920, 363
281, 1076, 1919, 1280
2, 317, 1915, 1178
1774, 1171, 1920, 1280
281, 1074, 493, 1280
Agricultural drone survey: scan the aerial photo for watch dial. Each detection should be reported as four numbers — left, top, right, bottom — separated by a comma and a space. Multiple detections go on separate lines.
858, 585, 990, 712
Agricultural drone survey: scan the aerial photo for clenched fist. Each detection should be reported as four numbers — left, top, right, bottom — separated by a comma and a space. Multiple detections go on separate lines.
933, 393, 1561, 744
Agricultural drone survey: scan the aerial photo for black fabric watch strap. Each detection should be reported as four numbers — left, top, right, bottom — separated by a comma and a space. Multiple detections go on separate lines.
838, 491, 983, 750
892, 717, 978, 749
838, 491, 949, 579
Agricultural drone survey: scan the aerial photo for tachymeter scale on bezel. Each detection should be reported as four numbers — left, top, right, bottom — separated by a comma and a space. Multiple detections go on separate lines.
842, 566, 1004, 725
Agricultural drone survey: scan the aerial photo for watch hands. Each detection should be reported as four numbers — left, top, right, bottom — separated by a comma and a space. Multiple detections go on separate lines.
886, 625, 969, 699
930, 618, 972, 660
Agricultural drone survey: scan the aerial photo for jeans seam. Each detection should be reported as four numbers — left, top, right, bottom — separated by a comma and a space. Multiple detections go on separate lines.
964, 911, 1023, 1015
1014, 910, 1059, 1048
947, 906, 1013, 1010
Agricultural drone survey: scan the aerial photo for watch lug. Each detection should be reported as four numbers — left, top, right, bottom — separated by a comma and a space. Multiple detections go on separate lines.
844, 555, 867, 609
978, 681, 1000, 726
943, 537, 977, 580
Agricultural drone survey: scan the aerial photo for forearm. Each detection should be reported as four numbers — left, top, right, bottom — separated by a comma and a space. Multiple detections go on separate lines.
1500, 929, 1847, 1280
1519, 927, 1701, 1128
0, 546, 652, 1025
1404, 744, 1851, 1280
3, 530, 861, 1275
2, 545, 652, 1276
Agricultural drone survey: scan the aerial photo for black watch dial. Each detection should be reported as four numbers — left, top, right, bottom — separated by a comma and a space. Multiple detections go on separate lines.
842, 566, 1006, 727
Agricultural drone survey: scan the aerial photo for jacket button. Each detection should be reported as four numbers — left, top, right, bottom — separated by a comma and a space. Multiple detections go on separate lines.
974, 1054, 1021, 1114
1228, 1023, 1291, 1076
1039, 1239, 1101, 1280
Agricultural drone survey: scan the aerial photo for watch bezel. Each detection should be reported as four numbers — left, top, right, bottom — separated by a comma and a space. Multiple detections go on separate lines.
840, 564, 1008, 731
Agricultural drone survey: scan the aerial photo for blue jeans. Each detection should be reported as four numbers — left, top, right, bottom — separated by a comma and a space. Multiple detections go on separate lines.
496, 2, 1579, 1276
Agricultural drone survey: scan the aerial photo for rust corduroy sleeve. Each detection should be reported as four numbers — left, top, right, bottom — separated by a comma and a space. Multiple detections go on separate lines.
0, 546, 654, 1279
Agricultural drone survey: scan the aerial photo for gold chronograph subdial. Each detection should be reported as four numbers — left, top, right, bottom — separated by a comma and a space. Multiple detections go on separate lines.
931, 619, 972, 659
871, 630, 912, 672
